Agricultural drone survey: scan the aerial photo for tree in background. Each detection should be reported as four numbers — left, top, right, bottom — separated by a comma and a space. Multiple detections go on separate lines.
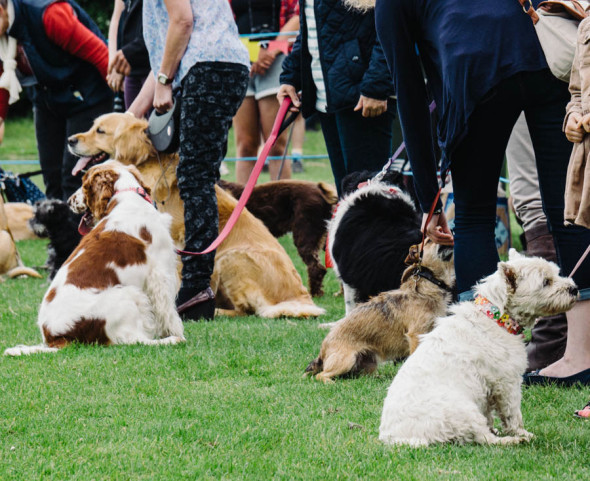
77, 0, 110, 36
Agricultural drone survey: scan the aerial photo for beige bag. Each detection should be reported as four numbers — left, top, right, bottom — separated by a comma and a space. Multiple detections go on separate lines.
519, 0, 589, 82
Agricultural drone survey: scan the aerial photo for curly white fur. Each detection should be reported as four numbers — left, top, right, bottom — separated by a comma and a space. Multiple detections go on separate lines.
379, 249, 578, 446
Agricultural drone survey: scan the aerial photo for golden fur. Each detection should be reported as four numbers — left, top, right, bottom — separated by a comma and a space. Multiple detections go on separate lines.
68, 113, 325, 318
0, 196, 41, 279
3, 202, 38, 240
306, 241, 455, 383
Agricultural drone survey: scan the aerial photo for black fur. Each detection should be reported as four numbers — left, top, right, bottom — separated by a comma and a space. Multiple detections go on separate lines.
29, 199, 82, 279
331, 170, 423, 304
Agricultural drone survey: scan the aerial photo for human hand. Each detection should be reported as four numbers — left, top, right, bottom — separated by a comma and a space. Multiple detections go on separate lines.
153, 83, 173, 113
107, 71, 125, 92
566, 112, 585, 143
580, 112, 590, 134
109, 50, 132, 76
257, 48, 280, 70
354, 95, 387, 118
421, 211, 454, 246
277, 84, 301, 112
250, 61, 269, 77
0, 119, 4, 145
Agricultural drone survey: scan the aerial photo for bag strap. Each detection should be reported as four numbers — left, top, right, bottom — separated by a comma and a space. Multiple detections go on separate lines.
539, 0, 589, 20
519, 0, 540, 24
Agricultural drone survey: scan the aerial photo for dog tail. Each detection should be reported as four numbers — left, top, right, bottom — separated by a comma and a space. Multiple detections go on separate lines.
317, 181, 338, 205
305, 357, 323, 375
6, 266, 42, 279
258, 301, 326, 319
4, 344, 59, 356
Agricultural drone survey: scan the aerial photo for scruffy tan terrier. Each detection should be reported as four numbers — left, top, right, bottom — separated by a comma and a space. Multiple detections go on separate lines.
306, 240, 455, 383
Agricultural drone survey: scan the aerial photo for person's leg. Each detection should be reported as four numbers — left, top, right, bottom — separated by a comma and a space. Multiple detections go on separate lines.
64, 99, 114, 200
524, 70, 590, 378
451, 78, 522, 295
506, 112, 568, 372
291, 114, 305, 173
257, 95, 290, 180
318, 113, 347, 197
34, 102, 66, 200
334, 108, 394, 179
176, 62, 249, 320
233, 94, 259, 184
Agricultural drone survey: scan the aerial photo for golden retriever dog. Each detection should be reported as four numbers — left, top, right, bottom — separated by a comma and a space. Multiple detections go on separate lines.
3, 202, 38, 240
306, 241, 455, 383
219, 179, 338, 297
0, 196, 41, 279
68, 113, 325, 318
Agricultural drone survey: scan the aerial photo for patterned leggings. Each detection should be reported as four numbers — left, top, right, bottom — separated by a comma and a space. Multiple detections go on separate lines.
177, 62, 249, 291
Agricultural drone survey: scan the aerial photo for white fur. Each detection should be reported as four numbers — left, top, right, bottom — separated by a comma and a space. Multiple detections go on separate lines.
379, 250, 578, 446
4, 161, 184, 356
327, 181, 415, 314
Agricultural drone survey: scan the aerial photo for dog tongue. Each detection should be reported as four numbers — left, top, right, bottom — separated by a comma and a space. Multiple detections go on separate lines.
78, 212, 94, 236
72, 157, 91, 176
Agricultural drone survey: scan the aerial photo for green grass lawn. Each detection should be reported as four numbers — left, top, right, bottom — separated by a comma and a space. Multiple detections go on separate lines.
1, 117, 588, 480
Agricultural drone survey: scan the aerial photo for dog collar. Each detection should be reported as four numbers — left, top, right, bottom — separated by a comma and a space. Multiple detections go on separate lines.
116, 187, 154, 206
474, 295, 523, 335
408, 265, 453, 293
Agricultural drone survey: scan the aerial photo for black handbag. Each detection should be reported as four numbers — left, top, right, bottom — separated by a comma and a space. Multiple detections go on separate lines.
0, 168, 46, 204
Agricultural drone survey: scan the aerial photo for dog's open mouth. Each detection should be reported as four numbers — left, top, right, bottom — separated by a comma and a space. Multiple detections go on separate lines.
71, 152, 109, 176
78, 211, 94, 235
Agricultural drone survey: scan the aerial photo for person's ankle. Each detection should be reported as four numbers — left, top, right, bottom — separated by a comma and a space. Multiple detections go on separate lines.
176, 286, 215, 321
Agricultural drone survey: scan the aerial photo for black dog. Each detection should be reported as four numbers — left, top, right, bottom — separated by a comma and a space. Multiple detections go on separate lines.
29, 199, 82, 279
328, 169, 423, 314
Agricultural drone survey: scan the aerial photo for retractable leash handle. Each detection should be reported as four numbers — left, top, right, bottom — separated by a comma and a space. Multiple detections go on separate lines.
176, 97, 294, 256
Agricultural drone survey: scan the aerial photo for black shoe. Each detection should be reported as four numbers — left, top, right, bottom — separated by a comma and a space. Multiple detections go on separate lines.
523, 367, 590, 387
176, 287, 215, 321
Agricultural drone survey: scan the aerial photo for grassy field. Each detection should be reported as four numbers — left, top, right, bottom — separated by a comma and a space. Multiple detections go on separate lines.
1, 116, 588, 480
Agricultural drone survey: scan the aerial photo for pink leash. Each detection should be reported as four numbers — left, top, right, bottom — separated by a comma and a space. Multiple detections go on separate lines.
176, 98, 297, 256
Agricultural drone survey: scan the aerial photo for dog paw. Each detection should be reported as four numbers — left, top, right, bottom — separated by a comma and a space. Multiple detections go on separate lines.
516, 429, 534, 441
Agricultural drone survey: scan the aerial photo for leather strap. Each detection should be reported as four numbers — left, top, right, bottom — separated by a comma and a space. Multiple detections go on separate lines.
519, 0, 540, 24
176, 98, 295, 256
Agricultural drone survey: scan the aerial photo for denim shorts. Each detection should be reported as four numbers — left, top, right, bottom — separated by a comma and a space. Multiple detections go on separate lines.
246, 53, 285, 100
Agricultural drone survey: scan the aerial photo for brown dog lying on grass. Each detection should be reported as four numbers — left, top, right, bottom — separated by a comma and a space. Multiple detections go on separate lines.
218, 179, 338, 297
68, 113, 325, 318
306, 241, 455, 383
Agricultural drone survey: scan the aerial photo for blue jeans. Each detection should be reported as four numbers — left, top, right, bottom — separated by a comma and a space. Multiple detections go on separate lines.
451, 69, 590, 299
319, 107, 394, 196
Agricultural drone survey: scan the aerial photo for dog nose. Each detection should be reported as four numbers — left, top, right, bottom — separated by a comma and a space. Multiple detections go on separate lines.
67, 136, 78, 146
569, 285, 579, 297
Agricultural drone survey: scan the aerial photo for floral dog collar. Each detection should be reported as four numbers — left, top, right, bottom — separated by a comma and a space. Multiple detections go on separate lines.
474, 295, 523, 335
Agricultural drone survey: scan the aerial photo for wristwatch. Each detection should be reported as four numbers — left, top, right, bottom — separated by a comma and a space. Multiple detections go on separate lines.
157, 72, 173, 85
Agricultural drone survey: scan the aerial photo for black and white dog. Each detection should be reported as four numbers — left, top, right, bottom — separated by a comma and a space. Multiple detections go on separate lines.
328, 169, 423, 314
29, 199, 82, 279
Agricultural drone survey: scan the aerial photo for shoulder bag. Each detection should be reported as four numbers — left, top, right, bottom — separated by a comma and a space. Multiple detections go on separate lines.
519, 0, 590, 82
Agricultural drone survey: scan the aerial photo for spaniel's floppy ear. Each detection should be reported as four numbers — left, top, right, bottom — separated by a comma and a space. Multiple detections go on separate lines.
113, 118, 154, 165
404, 244, 421, 265
83, 168, 119, 221
127, 165, 152, 197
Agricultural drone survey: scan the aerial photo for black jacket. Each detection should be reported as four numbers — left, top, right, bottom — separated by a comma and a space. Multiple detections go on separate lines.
280, 0, 393, 118
119, 0, 150, 78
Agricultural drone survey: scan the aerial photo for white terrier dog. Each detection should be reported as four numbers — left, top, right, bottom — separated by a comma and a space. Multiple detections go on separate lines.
379, 249, 578, 447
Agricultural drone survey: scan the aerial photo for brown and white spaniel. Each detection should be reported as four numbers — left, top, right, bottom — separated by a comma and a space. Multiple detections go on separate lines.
4, 161, 184, 356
